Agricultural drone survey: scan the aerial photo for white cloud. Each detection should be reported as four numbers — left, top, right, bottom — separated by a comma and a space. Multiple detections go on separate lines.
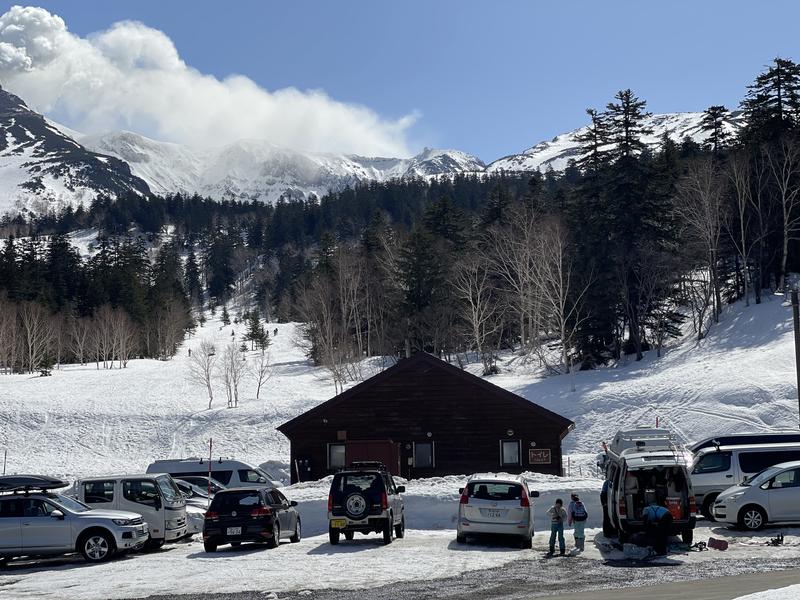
0, 5, 416, 156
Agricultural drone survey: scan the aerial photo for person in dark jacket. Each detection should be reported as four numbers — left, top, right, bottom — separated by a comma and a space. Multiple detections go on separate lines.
642, 499, 673, 555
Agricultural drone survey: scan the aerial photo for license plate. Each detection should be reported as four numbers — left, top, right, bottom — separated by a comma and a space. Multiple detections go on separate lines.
485, 509, 506, 518
330, 519, 347, 529
226, 527, 242, 536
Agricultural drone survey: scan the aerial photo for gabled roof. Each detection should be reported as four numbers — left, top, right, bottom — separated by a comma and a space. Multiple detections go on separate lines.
277, 352, 574, 436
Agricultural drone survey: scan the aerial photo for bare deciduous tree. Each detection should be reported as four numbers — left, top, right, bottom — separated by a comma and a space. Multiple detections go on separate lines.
218, 343, 247, 408
766, 137, 800, 291
18, 301, 53, 373
188, 340, 217, 409
251, 348, 273, 400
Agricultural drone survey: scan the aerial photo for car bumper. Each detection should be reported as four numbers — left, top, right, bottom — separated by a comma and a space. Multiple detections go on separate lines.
458, 518, 532, 538
203, 526, 274, 544
164, 525, 189, 542
713, 504, 737, 524
619, 516, 696, 534
114, 523, 150, 550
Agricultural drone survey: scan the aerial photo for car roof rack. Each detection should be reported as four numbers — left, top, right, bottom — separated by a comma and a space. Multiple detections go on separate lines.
0, 474, 69, 493
340, 461, 389, 472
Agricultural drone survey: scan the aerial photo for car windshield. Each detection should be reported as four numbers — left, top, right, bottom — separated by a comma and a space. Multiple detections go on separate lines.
467, 482, 524, 501
156, 476, 184, 503
333, 473, 383, 500
743, 466, 783, 487
52, 494, 91, 513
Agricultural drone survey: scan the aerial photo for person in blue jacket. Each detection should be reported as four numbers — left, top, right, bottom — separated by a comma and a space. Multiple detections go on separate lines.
642, 498, 673, 555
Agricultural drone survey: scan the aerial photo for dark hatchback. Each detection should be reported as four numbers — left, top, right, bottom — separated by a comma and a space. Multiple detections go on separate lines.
203, 487, 300, 552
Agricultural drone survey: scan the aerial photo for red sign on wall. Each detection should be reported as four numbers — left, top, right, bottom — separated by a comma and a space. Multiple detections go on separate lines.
528, 448, 551, 464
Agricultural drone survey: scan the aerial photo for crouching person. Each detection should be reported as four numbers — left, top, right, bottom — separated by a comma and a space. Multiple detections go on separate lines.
568, 493, 588, 551
547, 498, 567, 556
642, 499, 673, 555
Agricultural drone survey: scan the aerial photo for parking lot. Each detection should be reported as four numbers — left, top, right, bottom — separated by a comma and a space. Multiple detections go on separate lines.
4, 526, 800, 599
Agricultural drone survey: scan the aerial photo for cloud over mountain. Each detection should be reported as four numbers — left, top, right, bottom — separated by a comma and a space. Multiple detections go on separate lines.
0, 5, 416, 156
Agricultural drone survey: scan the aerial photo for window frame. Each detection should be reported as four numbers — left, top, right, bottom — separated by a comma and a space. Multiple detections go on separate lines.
500, 439, 522, 467
123, 479, 160, 507
83, 480, 115, 503
413, 441, 435, 469
327, 443, 346, 470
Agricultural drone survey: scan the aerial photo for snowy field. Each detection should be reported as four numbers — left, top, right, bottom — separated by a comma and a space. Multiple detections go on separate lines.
1, 296, 797, 483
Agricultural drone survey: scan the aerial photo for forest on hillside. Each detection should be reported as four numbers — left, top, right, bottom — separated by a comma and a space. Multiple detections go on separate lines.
2, 58, 800, 385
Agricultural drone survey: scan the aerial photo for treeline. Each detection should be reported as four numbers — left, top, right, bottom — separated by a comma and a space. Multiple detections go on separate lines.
4, 58, 800, 384
0, 235, 192, 373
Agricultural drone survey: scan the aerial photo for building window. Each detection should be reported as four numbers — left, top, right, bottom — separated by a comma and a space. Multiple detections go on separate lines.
500, 440, 521, 466
414, 442, 435, 468
328, 443, 346, 469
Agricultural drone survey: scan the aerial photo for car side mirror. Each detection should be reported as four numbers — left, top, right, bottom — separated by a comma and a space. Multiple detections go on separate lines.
458, 488, 464, 494
530, 491, 540, 498
258, 477, 267, 484
396, 486, 405, 493
290, 500, 298, 507
50, 509, 65, 520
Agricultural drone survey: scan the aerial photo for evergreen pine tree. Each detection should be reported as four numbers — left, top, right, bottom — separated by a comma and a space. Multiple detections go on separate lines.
606, 89, 653, 161
245, 311, 266, 349
700, 105, 730, 155
221, 305, 230, 326
184, 246, 202, 306
741, 57, 800, 143
574, 108, 611, 173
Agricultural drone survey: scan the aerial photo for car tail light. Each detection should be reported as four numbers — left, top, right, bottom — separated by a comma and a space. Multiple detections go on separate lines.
520, 494, 530, 507
381, 491, 389, 510
204, 510, 219, 521
328, 494, 333, 512
689, 496, 697, 517
459, 489, 469, 505
618, 497, 626, 517
251, 506, 272, 518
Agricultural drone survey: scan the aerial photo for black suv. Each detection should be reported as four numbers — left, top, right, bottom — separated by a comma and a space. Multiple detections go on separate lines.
203, 487, 300, 552
327, 462, 405, 545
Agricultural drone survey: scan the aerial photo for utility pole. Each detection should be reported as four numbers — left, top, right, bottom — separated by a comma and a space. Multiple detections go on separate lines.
792, 290, 800, 430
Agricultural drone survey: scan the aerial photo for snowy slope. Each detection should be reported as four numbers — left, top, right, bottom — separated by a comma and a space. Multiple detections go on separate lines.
0, 88, 150, 216
81, 131, 486, 203
0, 296, 795, 487
488, 111, 746, 173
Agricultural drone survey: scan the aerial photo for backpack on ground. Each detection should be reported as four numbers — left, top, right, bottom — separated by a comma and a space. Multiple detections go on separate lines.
572, 501, 588, 521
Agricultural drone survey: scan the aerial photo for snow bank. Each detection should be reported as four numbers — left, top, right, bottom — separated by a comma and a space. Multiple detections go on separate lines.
733, 585, 800, 600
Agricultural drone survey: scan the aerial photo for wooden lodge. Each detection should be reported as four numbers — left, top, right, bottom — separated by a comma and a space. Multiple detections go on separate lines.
277, 352, 574, 483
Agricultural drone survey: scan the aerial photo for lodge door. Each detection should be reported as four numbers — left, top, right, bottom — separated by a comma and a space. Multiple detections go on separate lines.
345, 440, 400, 476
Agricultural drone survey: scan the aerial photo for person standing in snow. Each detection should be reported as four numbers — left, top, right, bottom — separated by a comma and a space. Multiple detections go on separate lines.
567, 493, 588, 551
547, 498, 567, 556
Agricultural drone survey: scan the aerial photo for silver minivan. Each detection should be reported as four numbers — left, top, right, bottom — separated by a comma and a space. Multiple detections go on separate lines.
456, 474, 539, 548
714, 460, 800, 530
146, 458, 282, 488
691, 442, 800, 518
75, 474, 188, 548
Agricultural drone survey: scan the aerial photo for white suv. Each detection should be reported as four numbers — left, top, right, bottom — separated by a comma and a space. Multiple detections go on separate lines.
0, 475, 149, 564
457, 474, 539, 548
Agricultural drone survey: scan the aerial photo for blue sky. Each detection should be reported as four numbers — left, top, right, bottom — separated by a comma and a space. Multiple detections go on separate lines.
13, 1, 800, 161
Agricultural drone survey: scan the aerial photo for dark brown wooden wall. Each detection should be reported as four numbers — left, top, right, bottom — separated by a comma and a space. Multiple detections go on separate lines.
282, 359, 568, 483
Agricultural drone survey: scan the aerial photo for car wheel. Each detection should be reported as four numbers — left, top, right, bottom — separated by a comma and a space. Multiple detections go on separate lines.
329, 527, 340, 545
701, 494, 719, 521
395, 515, 405, 539
290, 519, 301, 543
520, 535, 533, 549
267, 523, 280, 549
145, 538, 165, 551
618, 530, 629, 544
382, 519, 393, 545
344, 531, 355, 541
80, 531, 115, 563
681, 529, 694, 545
344, 492, 369, 520
739, 505, 767, 531
456, 533, 467, 544
204, 541, 217, 552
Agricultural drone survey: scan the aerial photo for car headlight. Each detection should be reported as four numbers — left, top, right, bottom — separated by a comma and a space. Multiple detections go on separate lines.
726, 492, 745, 503
112, 518, 133, 526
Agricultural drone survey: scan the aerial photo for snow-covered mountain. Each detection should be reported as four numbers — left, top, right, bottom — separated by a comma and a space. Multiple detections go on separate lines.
488, 111, 747, 173
81, 131, 486, 203
0, 87, 150, 216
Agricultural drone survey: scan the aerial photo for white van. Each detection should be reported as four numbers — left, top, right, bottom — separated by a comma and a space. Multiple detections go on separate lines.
75, 474, 188, 548
146, 458, 282, 488
691, 442, 800, 518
